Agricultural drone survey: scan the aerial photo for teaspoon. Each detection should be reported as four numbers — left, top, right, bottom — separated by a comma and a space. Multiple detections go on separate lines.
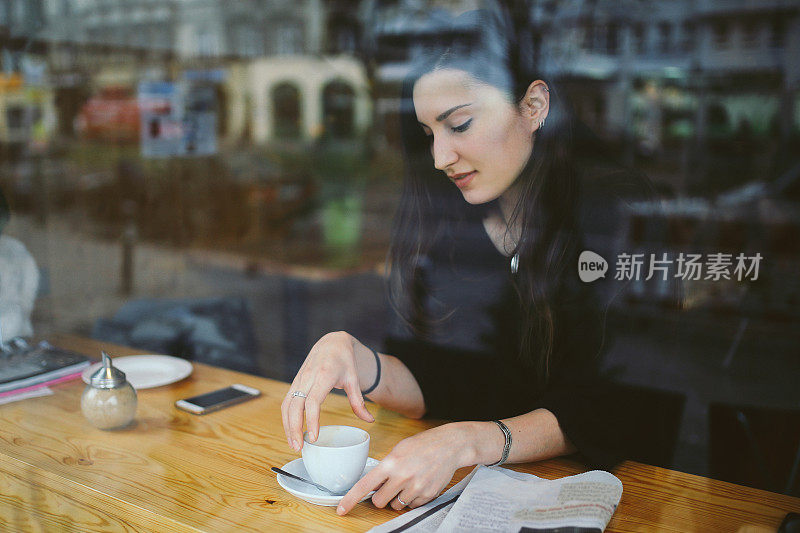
271, 467, 347, 496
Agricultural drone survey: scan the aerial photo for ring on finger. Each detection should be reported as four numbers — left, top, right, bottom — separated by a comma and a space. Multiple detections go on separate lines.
291, 391, 308, 399
395, 496, 407, 507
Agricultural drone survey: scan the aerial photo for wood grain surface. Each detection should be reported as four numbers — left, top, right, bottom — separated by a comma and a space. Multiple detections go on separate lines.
1, 335, 798, 532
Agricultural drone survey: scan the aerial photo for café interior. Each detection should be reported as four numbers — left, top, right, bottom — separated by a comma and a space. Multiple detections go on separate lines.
1, 0, 799, 531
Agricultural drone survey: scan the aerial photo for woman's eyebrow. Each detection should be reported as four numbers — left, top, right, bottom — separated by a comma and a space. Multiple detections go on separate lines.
435, 103, 472, 122
418, 103, 473, 129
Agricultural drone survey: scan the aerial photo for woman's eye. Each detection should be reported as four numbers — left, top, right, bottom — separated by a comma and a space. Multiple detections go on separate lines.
451, 118, 472, 133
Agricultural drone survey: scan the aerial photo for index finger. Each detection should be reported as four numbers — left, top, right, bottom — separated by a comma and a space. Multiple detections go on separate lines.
337, 466, 387, 516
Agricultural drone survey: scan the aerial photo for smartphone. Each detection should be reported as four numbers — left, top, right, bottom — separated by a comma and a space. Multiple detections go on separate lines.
175, 384, 261, 415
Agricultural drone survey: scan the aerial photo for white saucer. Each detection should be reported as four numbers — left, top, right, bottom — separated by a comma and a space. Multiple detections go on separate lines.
82, 355, 193, 389
276, 457, 379, 507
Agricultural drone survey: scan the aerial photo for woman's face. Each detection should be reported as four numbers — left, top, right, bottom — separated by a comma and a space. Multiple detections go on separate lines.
413, 69, 539, 206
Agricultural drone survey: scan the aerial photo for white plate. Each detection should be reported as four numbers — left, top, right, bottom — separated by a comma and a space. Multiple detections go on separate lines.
82, 355, 193, 389
276, 457, 379, 507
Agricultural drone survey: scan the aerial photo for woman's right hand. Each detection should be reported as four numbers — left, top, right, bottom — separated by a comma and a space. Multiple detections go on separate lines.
281, 331, 375, 451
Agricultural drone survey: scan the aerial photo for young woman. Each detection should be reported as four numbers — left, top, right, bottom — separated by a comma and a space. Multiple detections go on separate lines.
282, 8, 624, 516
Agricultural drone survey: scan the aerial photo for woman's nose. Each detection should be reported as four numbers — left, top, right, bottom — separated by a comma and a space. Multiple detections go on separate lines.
432, 136, 458, 170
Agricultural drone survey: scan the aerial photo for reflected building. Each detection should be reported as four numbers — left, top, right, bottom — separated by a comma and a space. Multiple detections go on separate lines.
531, 0, 799, 195
366, 0, 799, 191
2, 0, 798, 171
2, 0, 370, 146
365, 0, 480, 147
0, 1, 57, 156
532, 0, 799, 154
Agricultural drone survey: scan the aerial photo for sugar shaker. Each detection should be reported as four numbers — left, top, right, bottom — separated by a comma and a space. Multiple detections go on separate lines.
81, 351, 137, 429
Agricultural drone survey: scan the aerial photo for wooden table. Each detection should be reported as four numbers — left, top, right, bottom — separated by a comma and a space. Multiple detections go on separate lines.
2, 336, 799, 532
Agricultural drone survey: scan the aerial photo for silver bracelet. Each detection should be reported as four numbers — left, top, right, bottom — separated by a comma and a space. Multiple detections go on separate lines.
487, 420, 512, 467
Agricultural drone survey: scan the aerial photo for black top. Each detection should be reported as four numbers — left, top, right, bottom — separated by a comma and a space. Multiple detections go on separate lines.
383, 214, 628, 470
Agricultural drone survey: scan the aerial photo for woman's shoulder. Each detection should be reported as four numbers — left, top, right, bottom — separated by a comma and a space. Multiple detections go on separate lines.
575, 161, 660, 239
579, 163, 657, 205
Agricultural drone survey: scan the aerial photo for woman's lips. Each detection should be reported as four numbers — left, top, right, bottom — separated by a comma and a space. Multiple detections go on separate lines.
451, 171, 476, 189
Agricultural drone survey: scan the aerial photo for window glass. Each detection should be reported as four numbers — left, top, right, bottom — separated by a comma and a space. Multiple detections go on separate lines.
0, 0, 797, 499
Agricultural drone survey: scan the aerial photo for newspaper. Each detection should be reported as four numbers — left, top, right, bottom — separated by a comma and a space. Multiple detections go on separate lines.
368, 466, 622, 533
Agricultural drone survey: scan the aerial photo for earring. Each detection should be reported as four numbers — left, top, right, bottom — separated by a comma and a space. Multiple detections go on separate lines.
539, 118, 545, 131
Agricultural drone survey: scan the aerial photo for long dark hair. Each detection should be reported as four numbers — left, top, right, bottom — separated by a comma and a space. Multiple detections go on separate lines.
387, 6, 581, 387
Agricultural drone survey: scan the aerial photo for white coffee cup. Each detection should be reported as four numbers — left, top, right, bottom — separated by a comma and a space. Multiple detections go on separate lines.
302, 425, 370, 493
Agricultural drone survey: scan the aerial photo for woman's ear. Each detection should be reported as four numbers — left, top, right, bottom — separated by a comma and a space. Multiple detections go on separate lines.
521, 80, 550, 135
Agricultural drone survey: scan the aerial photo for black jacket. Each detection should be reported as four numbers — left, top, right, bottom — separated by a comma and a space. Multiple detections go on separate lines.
384, 212, 627, 470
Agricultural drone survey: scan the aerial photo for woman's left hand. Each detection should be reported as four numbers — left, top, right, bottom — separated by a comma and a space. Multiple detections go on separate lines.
336, 422, 482, 515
